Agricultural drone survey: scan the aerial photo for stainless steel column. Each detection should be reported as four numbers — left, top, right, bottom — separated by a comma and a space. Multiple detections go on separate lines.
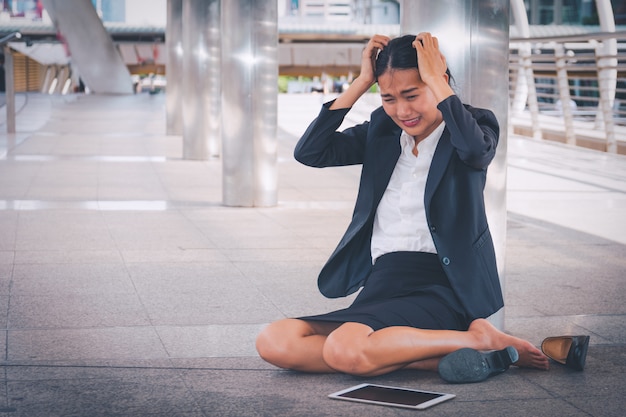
401, 0, 509, 329
182, 0, 221, 160
221, 0, 278, 207
166, 0, 183, 135
3, 45, 15, 134
41, 0, 133, 94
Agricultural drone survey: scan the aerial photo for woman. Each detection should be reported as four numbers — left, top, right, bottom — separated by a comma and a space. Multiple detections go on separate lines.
256, 33, 549, 382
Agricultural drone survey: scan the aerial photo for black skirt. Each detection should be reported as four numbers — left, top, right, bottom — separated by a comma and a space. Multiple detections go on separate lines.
300, 251, 470, 331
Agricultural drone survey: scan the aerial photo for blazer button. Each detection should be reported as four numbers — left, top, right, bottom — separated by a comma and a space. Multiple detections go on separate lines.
442, 257, 450, 265
430, 226, 436, 233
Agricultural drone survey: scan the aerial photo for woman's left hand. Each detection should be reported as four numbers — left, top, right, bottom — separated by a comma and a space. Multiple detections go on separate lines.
413, 32, 454, 102
412, 32, 448, 86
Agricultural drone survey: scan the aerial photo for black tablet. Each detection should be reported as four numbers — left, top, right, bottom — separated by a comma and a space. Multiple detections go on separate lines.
329, 383, 455, 410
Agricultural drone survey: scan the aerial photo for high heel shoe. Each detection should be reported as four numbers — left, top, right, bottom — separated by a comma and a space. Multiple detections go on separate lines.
438, 346, 519, 383
541, 335, 590, 371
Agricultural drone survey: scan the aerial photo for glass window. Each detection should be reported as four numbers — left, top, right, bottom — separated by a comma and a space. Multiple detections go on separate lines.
562, 0, 580, 24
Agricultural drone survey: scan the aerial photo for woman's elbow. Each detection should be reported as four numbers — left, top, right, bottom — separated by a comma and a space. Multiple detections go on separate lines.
293, 147, 323, 167
463, 147, 497, 170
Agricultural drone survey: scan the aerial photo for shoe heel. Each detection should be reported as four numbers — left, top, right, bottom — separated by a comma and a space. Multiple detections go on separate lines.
487, 346, 519, 374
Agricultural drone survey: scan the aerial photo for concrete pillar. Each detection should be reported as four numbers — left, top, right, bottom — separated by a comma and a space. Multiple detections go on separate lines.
221, 0, 278, 207
182, 0, 221, 160
401, 0, 509, 329
166, 0, 183, 136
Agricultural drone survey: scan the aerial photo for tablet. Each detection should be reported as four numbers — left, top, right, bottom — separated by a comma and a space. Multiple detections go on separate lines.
328, 383, 455, 410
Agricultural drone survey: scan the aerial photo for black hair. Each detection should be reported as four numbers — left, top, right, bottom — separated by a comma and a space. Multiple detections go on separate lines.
374, 34, 453, 85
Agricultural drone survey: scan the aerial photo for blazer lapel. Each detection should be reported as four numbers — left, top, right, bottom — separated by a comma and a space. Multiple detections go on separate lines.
425, 129, 454, 204
371, 132, 401, 209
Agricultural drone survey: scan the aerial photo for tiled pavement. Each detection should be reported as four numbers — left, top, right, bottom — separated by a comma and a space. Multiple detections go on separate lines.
0, 92, 624, 416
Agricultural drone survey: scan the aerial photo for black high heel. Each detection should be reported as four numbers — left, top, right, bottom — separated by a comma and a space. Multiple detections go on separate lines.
438, 346, 519, 383
541, 335, 590, 371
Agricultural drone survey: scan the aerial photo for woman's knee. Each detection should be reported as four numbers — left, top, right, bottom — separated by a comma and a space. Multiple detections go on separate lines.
255, 319, 312, 369
322, 326, 375, 376
256, 321, 291, 366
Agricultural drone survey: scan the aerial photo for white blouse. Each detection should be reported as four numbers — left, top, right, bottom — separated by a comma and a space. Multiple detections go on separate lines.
370, 121, 446, 263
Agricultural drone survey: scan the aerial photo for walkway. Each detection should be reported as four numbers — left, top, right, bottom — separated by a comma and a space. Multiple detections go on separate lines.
0, 92, 624, 416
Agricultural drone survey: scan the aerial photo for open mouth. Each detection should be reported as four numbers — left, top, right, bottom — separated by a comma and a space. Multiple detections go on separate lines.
401, 117, 421, 128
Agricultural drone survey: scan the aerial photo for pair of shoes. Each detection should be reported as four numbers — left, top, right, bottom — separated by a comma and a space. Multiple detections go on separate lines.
438, 346, 519, 383
541, 335, 590, 371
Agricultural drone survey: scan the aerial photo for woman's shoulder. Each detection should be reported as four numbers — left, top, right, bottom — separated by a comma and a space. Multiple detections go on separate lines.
463, 103, 496, 120
369, 106, 402, 135
440, 96, 497, 123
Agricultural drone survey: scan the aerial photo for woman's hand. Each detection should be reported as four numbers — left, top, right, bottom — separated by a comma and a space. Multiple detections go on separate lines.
358, 34, 390, 87
330, 34, 390, 110
413, 32, 454, 102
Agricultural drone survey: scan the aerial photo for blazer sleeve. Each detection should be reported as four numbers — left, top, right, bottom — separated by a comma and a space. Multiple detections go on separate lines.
438, 95, 500, 170
294, 100, 369, 168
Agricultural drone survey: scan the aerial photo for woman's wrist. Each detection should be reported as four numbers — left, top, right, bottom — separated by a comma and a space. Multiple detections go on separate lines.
427, 77, 455, 103
346, 76, 374, 98
329, 77, 374, 110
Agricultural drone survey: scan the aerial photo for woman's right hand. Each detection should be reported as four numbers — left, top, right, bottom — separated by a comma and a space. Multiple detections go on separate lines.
330, 34, 390, 110
358, 34, 390, 87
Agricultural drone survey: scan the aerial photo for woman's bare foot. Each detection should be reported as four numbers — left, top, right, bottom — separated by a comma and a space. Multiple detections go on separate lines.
468, 319, 550, 370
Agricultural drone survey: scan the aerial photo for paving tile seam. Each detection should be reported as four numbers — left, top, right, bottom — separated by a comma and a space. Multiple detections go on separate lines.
0, 363, 272, 371
2, 323, 268, 331
508, 312, 626, 319
507, 165, 626, 193
0, 199, 356, 211
509, 189, 625, 194
513, 378, 610, 417
1, 155, 174, 162
0, 200, 222, 211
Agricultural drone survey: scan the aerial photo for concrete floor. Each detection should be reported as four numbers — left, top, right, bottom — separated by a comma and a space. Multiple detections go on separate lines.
0, 92, 624, 416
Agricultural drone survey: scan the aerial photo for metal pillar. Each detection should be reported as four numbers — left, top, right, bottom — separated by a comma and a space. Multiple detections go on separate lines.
0, 32, 20, 134
182, 0, 221, 160
4, 45, 15, 133
221, 0, 278, 207
401, 0, 510, 329
166, 0, 183, 136
41, 0, 133, 94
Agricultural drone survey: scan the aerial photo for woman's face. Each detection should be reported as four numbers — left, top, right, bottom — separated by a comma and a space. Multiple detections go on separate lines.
377, 68, 444, 143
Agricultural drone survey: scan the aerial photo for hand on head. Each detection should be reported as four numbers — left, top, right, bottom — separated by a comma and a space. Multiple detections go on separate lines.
359, 34, 390, 87
412, 32, 448, 86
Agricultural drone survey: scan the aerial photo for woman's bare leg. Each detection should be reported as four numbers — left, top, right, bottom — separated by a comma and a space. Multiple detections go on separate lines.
257, 317, 549, 377
322, 319, 549, 377
404, 319, 549, 370
255, 318, 340, 373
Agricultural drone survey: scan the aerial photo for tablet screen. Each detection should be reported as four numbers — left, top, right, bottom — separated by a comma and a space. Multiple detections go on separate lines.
329, 383, 455, 410
337, 384, 440, 405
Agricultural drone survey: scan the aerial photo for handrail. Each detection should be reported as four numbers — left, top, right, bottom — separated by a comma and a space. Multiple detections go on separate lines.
510, 30, 626, 43
509, 31, 625, 154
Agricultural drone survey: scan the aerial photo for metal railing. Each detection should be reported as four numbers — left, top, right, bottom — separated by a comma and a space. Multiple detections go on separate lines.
509, 31, 626, 153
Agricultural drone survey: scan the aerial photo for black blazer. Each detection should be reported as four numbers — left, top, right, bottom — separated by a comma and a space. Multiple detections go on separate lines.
294, 95, 503, 320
